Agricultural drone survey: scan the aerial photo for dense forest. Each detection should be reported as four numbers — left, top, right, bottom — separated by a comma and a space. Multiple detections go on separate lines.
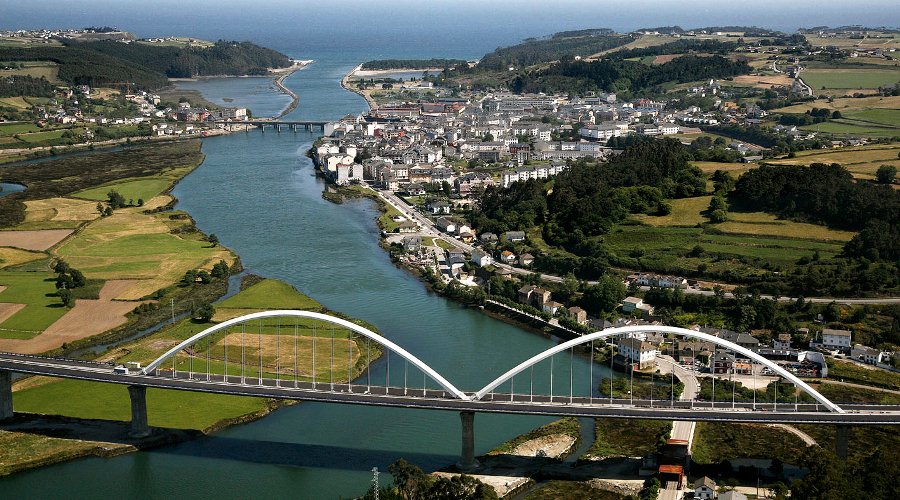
503, 54, 751, 96
0, 40, 291, 92
65, 40, 291, 78
479, 30, 635, 67
0, 74, 55, 98
606, 39, 741, 60
470, 140, 703, 278
361, 58, 467, 70
732, 163, 900, 261
0, 46, 167, 90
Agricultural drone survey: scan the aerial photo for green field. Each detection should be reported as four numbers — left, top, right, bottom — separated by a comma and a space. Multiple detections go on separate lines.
0, 98, 31, 110
802, 69, 900, 89
54, 208, 230, 293
215, 279, 321, 311
0, 62, 60, 83
73, 179, 173, 204
16, 130, 65, 144
12, 379, 268, 429
584, 418, 670, 459
692, 422, 808, 465
0, 123, 40, 135
0, 272, 67, 338
800, 120, 900, 138
378, 202, 404, 232
0, 248, 47, 269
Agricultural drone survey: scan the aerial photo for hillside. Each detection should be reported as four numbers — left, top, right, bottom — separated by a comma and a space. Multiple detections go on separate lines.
0, 39, 292, 91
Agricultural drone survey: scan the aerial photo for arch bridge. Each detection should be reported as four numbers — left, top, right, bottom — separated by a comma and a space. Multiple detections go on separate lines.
1, 311, 894, 467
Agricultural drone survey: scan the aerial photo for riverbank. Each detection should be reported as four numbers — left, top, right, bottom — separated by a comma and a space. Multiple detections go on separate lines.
273, 60, 313, 118
341, 64, 376, 111
2, 275, 377, 476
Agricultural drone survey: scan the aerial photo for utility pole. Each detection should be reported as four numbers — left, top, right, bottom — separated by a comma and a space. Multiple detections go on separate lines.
371, 467, 380, 500
170, 299, 175, 324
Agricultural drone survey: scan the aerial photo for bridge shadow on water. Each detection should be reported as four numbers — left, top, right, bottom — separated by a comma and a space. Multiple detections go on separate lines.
153, 435, 459, 472
2, 413, 456, 471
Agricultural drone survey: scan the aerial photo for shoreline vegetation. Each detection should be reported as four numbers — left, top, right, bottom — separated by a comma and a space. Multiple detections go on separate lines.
0, 139, 379, 476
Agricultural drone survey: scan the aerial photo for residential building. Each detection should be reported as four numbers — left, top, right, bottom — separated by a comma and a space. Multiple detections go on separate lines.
500, 250, 516, 264
402, 235, 421, 252
543, 300, 562, 315
622, 296, 643, 313
694, 477, 716, 500
504, 231, 526, 242
519, 253, 535, 267
567, 306, 587, 324
712, 351, 735, 374
398, 220, 418, 233
852, 344, 886, 365
531, 288, 551, 308
773, 333, 792, 350
822, 328, 852, 350
617, 338, 657, 369
471, 249, 493, 267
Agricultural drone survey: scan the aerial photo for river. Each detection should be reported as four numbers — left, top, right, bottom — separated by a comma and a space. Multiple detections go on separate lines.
0, 58, 610, 499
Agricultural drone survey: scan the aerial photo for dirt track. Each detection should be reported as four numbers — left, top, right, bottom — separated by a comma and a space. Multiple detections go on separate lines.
0, 280, 148, 354
0, 229, 72, 251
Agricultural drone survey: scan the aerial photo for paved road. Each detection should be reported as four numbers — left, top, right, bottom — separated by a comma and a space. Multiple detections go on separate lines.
4, 352, 900, 424
658, 355, 699, 444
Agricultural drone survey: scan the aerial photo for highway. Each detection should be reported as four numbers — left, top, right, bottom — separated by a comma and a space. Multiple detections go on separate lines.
4, 352, 900, 425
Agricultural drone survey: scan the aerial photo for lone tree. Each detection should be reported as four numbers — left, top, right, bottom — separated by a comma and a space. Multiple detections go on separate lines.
195, 304, 216, 322
107, 190, 126, 209
58, 288, 75, 308
207, 233, 219, 247
877, 164, 897, 184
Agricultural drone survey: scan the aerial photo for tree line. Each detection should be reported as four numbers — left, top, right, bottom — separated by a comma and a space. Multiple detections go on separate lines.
481, 31, 635, 67
361, 59, 467, 70
732, 162, 900, 261
469, 139, 703, 279
0, 74, 55, 98
505, 54, 751, 96
0, 40, 291, 94
66, 40, 292, 78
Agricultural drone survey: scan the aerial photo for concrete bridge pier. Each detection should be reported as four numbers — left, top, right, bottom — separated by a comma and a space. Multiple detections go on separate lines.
835, 425, 851, 461
276, 124, 281, 133
0, 370, 13, 421
458, 411, 478, 469
128, 385, 151, 438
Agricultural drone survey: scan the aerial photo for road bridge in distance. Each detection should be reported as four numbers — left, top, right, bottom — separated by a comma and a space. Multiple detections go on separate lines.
2, 316, 896, 467
210, 120, 327, 132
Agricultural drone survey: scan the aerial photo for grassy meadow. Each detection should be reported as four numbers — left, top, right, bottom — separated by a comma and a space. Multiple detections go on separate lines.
54, 206, 234, 300
9, 277, 375, 453
0, 272, 67, 339
803, 69, 900, 90
583, 418, 671, 459
691, 422, 808, 465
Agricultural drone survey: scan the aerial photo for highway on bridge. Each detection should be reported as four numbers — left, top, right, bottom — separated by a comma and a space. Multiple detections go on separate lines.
3, 351, 900, 426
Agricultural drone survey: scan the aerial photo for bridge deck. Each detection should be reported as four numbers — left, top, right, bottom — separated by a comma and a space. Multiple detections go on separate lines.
3, 353, 899, 425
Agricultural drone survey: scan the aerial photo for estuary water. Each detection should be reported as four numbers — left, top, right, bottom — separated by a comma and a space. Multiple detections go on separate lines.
0, 54, 610, 499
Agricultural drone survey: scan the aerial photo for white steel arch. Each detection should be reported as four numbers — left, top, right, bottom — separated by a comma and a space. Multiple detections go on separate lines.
474, 325, 844, 413
141, 310, 470, 400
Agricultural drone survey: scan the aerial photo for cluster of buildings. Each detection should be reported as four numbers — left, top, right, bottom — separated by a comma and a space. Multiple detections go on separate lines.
312, 82, 787, 191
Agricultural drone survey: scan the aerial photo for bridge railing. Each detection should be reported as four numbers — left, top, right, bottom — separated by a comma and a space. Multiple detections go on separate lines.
141, 310, 470, 400
0, 350, 114, 367
471, 325, 844, 414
